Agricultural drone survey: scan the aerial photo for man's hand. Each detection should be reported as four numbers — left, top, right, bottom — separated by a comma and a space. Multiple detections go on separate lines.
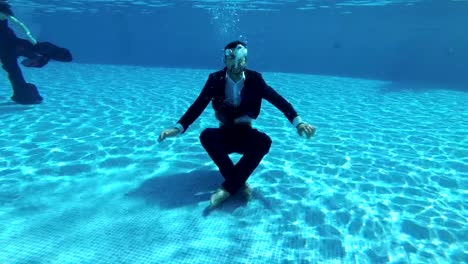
297, 123, 316, 139
158, 128, 180, 143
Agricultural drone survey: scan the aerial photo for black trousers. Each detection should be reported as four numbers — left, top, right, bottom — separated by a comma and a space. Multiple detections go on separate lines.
200, 124, 272, 195
0, 29, 42, 104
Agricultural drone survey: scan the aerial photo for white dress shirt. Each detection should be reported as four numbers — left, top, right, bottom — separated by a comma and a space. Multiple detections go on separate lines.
224, 72, 253, 124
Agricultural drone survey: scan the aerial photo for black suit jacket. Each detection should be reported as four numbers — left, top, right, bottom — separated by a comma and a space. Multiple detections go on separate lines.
177, 68, 299, 132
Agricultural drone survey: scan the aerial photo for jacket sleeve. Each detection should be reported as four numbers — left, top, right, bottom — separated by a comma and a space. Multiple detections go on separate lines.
259, 73, 299, 123
176, 74, 214, 132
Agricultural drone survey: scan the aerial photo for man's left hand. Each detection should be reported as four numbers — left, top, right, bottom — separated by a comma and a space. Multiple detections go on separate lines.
297, 123, 316, 139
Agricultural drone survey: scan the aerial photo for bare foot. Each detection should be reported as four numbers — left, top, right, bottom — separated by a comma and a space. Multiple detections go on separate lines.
241, 184, 253, 200
210, 188, 230, 208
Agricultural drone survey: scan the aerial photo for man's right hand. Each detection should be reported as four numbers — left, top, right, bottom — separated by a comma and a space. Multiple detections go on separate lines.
158, 128, 180, 143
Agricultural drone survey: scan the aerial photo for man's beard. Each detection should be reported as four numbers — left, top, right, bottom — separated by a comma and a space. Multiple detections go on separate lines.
229, 65, 245, 74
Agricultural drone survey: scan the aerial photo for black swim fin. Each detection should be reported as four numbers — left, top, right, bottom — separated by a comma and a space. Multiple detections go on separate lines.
35, 41, 72, 62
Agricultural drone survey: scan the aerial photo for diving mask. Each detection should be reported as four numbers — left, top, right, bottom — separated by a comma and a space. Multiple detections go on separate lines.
225, 44, 248, 68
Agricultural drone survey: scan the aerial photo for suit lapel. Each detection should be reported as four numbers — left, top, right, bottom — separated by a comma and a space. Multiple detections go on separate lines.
213, 68, 227, 101
240, 70, 252, 103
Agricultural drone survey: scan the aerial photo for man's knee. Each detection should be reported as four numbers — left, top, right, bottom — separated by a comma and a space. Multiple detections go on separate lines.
199, 128, 216, 147
259, 133, 272, 155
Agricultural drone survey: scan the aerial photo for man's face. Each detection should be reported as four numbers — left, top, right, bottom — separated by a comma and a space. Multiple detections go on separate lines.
224, 49, 247, 74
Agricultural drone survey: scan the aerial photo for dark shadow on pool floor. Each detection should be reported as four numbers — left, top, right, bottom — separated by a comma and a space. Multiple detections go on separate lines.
126, 168, 222, 209
0, 101, 35, 115
127, 167, 282, 216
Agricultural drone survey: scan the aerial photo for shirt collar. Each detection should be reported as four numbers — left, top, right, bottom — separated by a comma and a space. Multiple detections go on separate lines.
225, 71, 246, 84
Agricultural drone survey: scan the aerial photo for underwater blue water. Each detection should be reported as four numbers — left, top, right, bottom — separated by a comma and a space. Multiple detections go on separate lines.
0, 63, 466, 263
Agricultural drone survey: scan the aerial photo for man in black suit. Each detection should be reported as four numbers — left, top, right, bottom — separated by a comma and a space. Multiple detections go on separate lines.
0, 0, 72, 104
158, 40, 316, 207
